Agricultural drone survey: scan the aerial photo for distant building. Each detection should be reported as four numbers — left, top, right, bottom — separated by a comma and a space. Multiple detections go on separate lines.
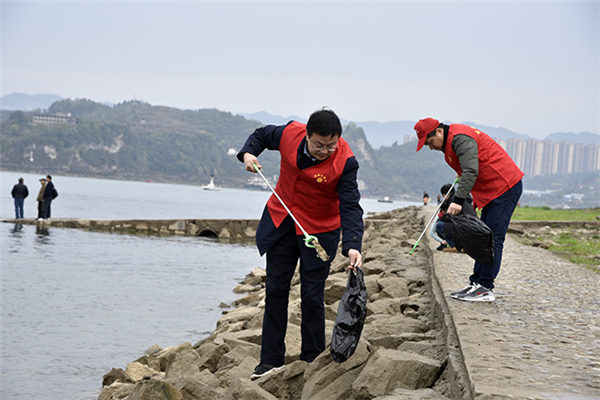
32, 112, 76, 126
496, 137, 599, 177
403, 134, 417, 144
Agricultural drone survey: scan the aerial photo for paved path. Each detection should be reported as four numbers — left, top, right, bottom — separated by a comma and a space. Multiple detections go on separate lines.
421, 207, 600, 400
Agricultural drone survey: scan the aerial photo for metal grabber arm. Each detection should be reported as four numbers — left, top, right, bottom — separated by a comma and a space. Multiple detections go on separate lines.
252, 163, 330, 262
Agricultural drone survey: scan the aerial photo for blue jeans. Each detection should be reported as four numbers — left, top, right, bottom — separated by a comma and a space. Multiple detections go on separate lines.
436, 220, 455, 248
470, 180, 523, 289
14, 197, 24, 219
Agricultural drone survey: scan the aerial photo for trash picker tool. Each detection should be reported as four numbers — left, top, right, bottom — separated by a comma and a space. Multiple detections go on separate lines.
252, 163, 330, 262
408, 176, 460, 256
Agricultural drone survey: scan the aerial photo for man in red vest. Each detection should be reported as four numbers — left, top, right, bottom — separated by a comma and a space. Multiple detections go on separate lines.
414, 118, 523, 302
238, 108, 364, 379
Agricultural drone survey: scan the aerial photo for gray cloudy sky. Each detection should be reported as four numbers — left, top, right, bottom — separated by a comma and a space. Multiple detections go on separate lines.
2, 1, 598, 139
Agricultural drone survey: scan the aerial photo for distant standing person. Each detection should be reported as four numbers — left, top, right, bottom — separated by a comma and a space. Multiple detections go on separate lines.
11, 177, 29, 219
36, 178, 47, 219
414, 118, 523, 302
41, 175, 56, 220
422, 191, 429, 205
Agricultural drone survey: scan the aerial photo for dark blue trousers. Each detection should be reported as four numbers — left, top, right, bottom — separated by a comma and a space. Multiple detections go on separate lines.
14, 197, 24, 219
471, 180, 523, 289
42, 198, 52, 219
260, 222, 330, 366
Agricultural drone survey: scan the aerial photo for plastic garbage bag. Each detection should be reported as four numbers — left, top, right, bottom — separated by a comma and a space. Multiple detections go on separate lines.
448, 213, 495, 264
330, 267, 368, 363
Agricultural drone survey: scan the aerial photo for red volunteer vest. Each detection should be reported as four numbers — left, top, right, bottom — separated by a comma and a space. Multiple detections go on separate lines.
267, 121, 354, 235
444, 124, 524, 209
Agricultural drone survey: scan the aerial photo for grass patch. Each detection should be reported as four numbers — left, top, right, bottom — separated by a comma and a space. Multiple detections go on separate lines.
511, 206, 600, 221
546, 232, 600, 273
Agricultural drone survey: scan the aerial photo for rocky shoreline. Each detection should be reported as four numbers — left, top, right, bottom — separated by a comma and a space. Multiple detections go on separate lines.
98, 206, 470, 400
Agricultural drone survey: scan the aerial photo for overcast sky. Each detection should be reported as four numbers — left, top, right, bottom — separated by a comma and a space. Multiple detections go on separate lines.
2, 1, 598, 139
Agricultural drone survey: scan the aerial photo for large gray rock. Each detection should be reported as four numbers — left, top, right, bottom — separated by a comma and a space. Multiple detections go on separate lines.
220, 328, 262, 346
126, 362, 161, 382
196, 342, 232, 372
368, 332, 438, 349
127, 380, 184, 400
222, 378, 278, 400
363, 274, 381, 297
218, 356, 259, 387
102, 367, 134, 387
301, 340, 370, 400
362, 259, 387, 275
352, 349, 442, 399
372, 387, 449, 400
217, 306, 263, 328
256, 360, 308, 400
362, 314, 428, 342
99, 382, 135, 400
323, 274, 348, 305
215, 344, 261, 372
377, 276, 410, 298
156, 343, 194, 372
173, 375, 223, 400
164, 349, 203, 384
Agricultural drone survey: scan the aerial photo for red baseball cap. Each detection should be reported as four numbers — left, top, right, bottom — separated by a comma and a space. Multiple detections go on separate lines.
414, 118, 440, 151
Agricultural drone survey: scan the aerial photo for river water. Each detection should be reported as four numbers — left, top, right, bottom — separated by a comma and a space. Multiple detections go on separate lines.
1, 171, 417, 400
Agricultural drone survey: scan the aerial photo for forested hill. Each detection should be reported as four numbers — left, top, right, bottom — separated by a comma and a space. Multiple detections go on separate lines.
0, 99, 453, 199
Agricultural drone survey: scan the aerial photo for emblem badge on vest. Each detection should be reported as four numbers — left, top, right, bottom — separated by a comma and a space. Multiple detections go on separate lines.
314, 174, 328, 183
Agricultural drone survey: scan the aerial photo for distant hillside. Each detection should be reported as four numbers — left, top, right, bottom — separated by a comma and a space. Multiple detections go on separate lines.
543, 131, 600, 145
0, 93, 65, 111
0, 99, 456, 199
2, 98, 596, 202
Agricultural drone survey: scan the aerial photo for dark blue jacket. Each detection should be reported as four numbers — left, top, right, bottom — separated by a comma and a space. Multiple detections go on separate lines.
237, 122, 364, 269
43, 181, 55, 200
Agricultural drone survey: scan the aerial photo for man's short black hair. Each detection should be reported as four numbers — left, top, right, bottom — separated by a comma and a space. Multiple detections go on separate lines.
46, 175, 52, 180
306, 108, 342, 138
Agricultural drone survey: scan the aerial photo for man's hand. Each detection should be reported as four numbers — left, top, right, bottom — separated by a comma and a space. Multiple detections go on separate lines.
447, 203, 462, 215
347, 249, 362, 271
243, 153, 261, 173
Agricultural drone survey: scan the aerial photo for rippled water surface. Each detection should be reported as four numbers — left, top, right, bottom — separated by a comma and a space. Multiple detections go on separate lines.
1, 171, 417, 399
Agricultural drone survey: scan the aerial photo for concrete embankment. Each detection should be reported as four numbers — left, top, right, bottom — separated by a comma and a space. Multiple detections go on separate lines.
0, 218, 260, 239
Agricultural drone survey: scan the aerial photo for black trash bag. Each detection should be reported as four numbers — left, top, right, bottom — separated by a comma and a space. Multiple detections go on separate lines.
330, 267, 368, 363
448, 214, 495, 264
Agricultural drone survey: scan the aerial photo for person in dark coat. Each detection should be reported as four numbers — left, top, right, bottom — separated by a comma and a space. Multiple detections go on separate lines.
11, 177, 29, 219
36, 178, 47, 219
41, 175, 55, 220
237, 108, 364, 379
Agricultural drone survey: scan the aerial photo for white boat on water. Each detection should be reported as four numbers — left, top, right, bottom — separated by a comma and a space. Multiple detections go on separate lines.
203, 176, 220, 191
378, 196, 393, 203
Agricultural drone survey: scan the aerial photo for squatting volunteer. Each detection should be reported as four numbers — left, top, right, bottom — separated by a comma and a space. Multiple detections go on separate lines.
237, 108, 364, 379
414, 118, 523, 302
